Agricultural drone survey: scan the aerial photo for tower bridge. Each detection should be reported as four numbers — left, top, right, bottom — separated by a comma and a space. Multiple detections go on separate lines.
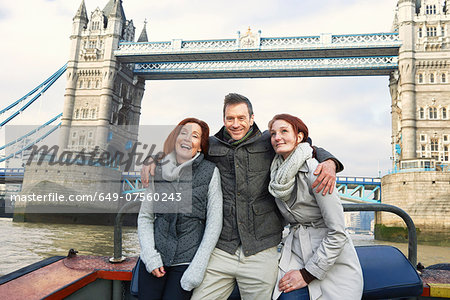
1, 0, 449, 236
115, 32, 400, 79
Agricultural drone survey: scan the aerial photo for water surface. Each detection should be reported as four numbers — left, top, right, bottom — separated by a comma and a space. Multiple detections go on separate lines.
0, 219, 448, 277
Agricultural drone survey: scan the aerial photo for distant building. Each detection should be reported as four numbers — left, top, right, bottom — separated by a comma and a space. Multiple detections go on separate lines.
345, 211, 374, 233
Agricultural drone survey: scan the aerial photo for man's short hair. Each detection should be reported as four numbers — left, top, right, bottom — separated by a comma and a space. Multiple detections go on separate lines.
223, 93, 254, 117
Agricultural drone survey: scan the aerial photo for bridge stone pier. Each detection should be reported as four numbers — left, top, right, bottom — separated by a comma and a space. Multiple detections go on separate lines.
379, 171, 450, 245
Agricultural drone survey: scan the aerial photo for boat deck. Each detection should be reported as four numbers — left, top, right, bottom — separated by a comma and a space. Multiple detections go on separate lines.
0, 255, 449, 299
421, 268, 450, 298
0, 256, 136, 300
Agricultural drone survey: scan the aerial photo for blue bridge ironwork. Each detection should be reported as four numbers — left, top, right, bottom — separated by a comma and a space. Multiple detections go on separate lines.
336, 176, 381, 203
115, 32, 400, 79
0, 168, 25, 184
0, 169, 381, 203
121, 172, 381, 203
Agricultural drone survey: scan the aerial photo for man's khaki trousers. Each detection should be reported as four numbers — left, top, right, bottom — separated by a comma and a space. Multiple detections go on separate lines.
191, 246, 279, 300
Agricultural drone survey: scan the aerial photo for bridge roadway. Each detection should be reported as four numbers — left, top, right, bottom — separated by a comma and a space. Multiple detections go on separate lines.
0, 169, 381, 203
115, 32, 400, 79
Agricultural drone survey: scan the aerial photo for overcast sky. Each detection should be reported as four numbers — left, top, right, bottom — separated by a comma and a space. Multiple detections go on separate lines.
0, 0, 398, 177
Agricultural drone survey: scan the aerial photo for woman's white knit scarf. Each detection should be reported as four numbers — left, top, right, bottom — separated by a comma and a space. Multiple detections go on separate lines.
161, 152, 200, 181
269, 142, 313, 202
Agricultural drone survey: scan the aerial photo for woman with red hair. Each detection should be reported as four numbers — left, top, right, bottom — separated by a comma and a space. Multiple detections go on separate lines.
137, 118, 223, 299
268, 114, 363, 300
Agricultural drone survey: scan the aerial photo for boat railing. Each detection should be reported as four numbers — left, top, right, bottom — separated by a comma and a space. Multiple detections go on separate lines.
110, 200, 142, 263
109, 202, 418, 267
342, 203, 417, 266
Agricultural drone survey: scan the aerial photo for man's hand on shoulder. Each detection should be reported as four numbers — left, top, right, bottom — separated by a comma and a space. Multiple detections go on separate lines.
312, 159, 336, 195
140, 157, 156, 188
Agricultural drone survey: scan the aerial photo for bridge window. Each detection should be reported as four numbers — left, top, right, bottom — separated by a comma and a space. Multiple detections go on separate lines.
420, 134, 427, 142
442, 73, 446, 83
418, 73, 424, 83
75, 109, 79, 119
427, 27, 437, 36
418, 28, 422, 38
431, 139, 439, 151
442, 107, 447, 119
430, 73, 435, 83
442, 26, 446, 37
79, 136, 85, 146
445, 146, 449, 161
79, 80, 83, 88
90, 109, 96, 119
444, 134, 449, 142
82, 109, 89, 119
426, 5, 437, 14
429, 107, 438, 119
91, 21, 101, 31
419, 107, 425, 119
88, 41, 96, 48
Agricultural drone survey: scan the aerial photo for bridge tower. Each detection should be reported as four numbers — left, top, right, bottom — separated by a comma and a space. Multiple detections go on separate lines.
15, 0, 149, 224
59, 0, 146, 158
380, 0, 450, 244
391, 0, 450, 169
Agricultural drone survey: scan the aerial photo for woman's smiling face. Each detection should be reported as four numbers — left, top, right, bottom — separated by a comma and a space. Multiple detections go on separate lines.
175, 122, 202, 163
270, 119, 303, 159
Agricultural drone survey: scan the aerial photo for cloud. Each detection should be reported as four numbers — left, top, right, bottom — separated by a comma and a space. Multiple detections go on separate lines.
0, 7, 10, 21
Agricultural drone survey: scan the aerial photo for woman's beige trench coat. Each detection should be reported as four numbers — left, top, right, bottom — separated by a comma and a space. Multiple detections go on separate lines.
273, 158, 363, 300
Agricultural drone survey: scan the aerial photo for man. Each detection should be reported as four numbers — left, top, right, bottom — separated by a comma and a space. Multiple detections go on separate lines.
141, 93, 342, 300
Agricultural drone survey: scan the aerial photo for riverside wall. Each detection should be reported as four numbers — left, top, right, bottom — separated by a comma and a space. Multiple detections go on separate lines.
378, 172, 450, 245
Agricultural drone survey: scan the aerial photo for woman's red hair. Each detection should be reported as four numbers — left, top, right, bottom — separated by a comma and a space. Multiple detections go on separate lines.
163, 118, 210, 156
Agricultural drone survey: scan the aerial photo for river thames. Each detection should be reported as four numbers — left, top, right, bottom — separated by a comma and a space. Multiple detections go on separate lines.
0, 218, 449, 277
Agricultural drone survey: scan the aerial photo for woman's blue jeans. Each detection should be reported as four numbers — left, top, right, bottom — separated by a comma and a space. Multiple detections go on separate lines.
278, 286, 310, 300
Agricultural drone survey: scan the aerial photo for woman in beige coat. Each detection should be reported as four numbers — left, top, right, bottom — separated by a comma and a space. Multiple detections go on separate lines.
268, 114, 363, 300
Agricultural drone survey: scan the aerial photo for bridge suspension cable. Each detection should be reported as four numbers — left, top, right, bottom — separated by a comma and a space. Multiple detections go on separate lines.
0, 64, 67, 128
0, 113, 62, 152
0, 114, 62, 163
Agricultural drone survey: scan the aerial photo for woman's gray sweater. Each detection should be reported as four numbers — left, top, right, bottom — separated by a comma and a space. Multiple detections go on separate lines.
138, 153, 223, 291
